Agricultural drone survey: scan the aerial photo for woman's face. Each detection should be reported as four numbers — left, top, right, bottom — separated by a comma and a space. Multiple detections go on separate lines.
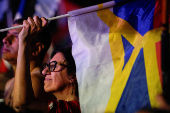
42, 52, 70, 93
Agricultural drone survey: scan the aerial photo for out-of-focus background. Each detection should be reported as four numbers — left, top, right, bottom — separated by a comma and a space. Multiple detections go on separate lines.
0, 0, 112, 49
0, 0, 112, 99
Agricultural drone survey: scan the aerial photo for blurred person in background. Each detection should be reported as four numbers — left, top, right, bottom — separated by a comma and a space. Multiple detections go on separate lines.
0, 36, 13, 105
2, 16, 54, 113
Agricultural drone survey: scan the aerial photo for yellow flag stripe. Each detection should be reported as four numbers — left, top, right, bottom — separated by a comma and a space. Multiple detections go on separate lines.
97, 4, 162, 112
97, 7, 143, 112
143, 28, 162, 107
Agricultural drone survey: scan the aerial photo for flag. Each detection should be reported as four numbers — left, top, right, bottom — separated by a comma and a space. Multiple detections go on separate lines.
14, 0, 27, 20
0, 0, 9, 21
14, 0, 61, 20
34, 0, 61, 19
51, 0, 81, 49
0, 0, 13, 42
68, 0, 167, 112
14, 0, 36, 20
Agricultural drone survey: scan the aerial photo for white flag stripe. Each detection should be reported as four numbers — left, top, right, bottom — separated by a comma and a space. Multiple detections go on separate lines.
68, 8, 114, 113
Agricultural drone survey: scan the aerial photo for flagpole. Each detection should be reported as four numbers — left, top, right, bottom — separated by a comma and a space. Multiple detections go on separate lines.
0, 14, 70, 32
161, 0, 170, 104
0, 1, 115, 32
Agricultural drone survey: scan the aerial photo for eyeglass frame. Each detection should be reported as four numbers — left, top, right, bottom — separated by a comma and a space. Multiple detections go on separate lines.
43, 60, 68, 72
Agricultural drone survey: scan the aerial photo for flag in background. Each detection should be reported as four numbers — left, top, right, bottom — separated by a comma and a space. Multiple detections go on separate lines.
0, 0, 9, 21
68, 0, 167, 112
14, 0, 27, 20
14, 0, 61, 20
34, 0, 61, 19
0, 0, 13, 44
51, 0, 81, 49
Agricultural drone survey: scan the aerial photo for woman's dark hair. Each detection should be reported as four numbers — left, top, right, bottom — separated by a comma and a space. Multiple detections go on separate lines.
51, 46, 76, 75
13, 18, 52, 62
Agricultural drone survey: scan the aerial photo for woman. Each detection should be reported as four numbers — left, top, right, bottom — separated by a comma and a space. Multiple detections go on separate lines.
42, 47, 81, 113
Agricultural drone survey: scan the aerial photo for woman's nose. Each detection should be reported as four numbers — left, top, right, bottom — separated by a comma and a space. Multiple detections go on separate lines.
42, 67, 50, 76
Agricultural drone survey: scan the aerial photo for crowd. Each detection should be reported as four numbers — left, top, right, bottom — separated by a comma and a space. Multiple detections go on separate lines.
0, 16, 80, 113
0, 15, 170, 113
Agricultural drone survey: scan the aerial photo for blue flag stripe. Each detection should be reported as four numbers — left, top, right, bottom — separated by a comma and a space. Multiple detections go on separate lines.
116, 48, 151, 113
122, 35, 134, 70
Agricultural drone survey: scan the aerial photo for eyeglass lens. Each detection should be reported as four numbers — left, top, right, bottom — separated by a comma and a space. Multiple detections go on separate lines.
49, 62, 57, 71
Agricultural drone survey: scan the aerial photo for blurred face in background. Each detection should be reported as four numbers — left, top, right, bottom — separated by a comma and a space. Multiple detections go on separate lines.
42, 52, 70, 93
2, 24, 22, 65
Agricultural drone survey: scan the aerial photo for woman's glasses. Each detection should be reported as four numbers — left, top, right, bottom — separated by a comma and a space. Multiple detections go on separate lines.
43, 60, 67, 72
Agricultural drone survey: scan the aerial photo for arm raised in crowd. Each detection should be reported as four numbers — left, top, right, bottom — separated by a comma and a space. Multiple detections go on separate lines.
13, 16, 50, 112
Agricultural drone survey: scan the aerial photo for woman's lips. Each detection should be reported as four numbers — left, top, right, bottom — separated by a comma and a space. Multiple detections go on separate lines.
45, 77, 52, 81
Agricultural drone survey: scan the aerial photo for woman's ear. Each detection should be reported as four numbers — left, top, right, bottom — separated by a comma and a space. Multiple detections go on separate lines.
69, 75, 77, 84
32, 42, 44, 56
